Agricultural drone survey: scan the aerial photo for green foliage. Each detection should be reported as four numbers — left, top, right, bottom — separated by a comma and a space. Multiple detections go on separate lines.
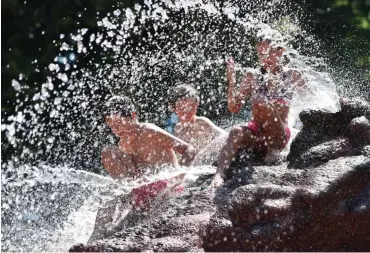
296, 0, 370, 71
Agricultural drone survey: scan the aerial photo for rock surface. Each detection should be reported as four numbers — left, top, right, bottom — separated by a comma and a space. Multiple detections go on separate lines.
287, 98, 370, 168
70, 98, 370, 252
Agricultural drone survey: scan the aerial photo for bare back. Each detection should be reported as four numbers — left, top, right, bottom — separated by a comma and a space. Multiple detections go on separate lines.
174, 117, 225, 153
119, 123, 179, 169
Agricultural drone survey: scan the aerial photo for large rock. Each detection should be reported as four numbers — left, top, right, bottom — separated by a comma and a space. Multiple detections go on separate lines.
349, 116, 370, 144
70, 155, 370, 252
287, 98, 370, 168
203, 156, 370, 252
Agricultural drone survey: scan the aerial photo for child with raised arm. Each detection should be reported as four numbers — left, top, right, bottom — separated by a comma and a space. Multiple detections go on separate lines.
210, 38, 307, 188
169, 84, 226, 155
101, 96, 196, 179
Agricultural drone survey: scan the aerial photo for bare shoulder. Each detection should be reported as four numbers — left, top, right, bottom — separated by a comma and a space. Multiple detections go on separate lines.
142, 123, 171, 136
142, 122, 185, 143
196, 116, 226, 134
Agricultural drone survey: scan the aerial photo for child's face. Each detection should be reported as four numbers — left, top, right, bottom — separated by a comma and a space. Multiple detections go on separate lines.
105, 114, 135, 136
256, 41, 284, 70
174, 98, 199, 122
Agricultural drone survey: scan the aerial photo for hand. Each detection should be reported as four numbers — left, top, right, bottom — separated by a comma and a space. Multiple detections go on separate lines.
181, 145, 196, 166
208, 173, 224, 188
169, 173, 186, 184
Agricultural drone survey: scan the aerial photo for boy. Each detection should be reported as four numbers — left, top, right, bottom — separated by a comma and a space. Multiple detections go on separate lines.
169, 84, 226, 155
101, 96, 196, 179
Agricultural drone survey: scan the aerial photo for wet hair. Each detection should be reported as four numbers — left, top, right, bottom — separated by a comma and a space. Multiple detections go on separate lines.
168, 84, 200, 105
257, 36, 272, 45
103, 96, 135, 117
257, 35, 285, 51
256, 34, 276, 45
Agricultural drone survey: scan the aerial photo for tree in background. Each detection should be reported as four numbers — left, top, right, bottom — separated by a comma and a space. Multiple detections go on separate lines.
295, 0, 369, 97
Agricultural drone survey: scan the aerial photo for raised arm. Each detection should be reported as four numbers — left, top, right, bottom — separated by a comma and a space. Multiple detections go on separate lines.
227, 58, 253, 113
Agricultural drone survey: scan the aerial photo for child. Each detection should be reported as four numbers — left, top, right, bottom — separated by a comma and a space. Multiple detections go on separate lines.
169, 84, 226, 154
210, 38, 306, 188
101, 96, 196, 179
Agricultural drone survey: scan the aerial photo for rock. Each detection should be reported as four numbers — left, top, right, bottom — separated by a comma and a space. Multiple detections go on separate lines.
288, 98, 370, 168
348, 116, 370, 145
287, 110, 345, 165
288, 138, 355, 169
70, 97, 370, 252
228, 184, 295, 227
70, 156, 370, 252
366, 110, 370, 121
362, 145, 370, 157
202, 156, 370, 252
87, 194, 133, 242
340, 98, 370, 121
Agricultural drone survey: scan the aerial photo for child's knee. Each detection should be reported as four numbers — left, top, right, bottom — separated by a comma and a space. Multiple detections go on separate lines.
229, 126, 244, 139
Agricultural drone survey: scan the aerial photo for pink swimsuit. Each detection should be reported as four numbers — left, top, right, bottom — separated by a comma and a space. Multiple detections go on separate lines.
247, 120, 291, 155
132, 180, 184, 209
247, 69, 292, 154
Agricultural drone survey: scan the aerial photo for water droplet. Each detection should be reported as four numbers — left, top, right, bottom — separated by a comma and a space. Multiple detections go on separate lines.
113, 9, 121, 16
12, 80, 21, 91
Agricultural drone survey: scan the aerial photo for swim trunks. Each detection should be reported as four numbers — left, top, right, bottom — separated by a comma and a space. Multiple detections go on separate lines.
246, 120, 291, 155
132, 179, 184, 209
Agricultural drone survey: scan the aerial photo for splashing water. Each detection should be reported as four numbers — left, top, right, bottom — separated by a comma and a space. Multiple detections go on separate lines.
3, 0, 364, 251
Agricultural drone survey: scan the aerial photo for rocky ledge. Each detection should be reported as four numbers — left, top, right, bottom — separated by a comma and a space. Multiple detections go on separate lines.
70, 98, 370, 252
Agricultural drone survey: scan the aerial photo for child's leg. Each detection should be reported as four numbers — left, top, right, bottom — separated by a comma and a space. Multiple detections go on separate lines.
217, 125, 256, 174
259, 103, 288, 150
262, 126, 286, 151
210, 125, 256, 188
101, 145, 138, 179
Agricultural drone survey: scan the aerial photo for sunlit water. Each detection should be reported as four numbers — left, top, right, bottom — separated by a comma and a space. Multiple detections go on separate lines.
1, 164, 215, 252
3, 0, 366, 251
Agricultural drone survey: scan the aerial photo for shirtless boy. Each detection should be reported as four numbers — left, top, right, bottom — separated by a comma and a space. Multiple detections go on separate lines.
101, 96, 196, 179
169, 84, 226, 154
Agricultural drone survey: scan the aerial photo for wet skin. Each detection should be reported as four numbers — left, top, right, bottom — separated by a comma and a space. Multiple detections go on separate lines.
102, 114, 195, 179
